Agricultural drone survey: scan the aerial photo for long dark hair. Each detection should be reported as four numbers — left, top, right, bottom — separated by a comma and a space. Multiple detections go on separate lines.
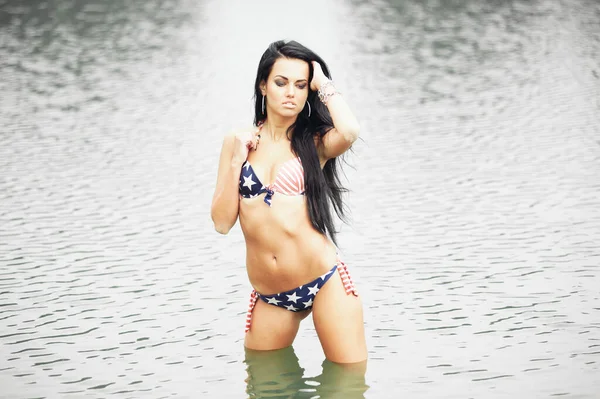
253, 40, 349, 246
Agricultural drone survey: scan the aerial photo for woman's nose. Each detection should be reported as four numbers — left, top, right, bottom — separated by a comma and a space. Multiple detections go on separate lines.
286, 85, 295, 96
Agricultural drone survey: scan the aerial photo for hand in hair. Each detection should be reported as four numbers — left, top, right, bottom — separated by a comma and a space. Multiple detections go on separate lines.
310, 61, 330, 91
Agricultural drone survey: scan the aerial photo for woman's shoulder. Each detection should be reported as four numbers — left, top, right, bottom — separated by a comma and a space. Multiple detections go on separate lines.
225, 125, 261, 138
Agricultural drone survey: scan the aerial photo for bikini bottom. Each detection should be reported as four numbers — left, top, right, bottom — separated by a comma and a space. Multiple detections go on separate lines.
245, 258, 358, 333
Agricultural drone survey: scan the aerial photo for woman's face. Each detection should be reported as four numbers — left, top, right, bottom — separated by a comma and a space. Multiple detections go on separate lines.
261, 57, 309, 118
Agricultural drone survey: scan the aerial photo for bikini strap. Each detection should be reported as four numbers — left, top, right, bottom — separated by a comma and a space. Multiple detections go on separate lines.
245, 290, 259, 333
336, 257, 358, 296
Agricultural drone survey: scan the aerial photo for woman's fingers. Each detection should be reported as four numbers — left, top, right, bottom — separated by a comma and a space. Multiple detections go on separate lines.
232, 132, 251, 163
252, 130, 261, 150
236, 129, 260, 154
243, 131, 259, 151
245, 129, 259, 151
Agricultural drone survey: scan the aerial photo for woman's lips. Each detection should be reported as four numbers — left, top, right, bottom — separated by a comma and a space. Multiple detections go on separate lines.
282, 102, 296, 108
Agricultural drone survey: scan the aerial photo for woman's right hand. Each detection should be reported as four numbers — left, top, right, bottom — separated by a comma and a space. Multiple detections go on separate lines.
231, 127, 260, 165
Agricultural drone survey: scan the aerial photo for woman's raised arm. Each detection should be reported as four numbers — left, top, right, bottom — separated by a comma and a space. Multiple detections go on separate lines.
211, 130, 258, 234
310, 61, 360, 162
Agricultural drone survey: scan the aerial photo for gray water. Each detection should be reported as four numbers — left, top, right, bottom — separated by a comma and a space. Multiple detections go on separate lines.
1, 0, 599, 397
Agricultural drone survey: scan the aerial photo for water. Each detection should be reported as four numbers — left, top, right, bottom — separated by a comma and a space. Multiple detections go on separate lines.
1, 0, 599, 397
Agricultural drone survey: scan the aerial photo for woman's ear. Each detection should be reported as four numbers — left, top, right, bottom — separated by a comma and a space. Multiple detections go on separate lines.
260, 81, 266, 96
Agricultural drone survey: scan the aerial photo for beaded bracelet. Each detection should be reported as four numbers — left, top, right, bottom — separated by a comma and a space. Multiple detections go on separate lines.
317, 80, 340, 105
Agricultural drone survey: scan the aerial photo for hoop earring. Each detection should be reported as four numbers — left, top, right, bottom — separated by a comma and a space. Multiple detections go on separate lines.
261, 95, 265, 115
306, 101, 311, 118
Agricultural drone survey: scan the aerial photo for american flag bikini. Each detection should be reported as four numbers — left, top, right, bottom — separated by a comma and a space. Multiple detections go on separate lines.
239, 126, 357, 333
239, 156, 305, 204
239, 123, 305, 204
244, 258, 358, 333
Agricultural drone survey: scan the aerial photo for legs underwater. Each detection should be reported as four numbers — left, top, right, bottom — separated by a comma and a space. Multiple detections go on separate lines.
244, 346, 368, 398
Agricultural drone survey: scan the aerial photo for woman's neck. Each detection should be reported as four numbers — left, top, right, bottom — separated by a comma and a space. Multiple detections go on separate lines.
264, 115, 296, 142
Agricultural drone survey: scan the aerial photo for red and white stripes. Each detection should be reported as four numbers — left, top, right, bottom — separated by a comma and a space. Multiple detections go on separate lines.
245, 290, 259, 333
336, 258, 358, 297
272, 157, 304, 195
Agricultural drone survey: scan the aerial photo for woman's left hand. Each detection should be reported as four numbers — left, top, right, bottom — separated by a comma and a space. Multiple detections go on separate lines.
310, 61, 329, 91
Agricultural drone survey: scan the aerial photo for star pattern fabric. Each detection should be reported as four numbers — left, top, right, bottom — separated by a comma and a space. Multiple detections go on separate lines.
257, 265, 337, 312
245, 258, 359, 333
239, 161, 272, 205
239, 157, 305, 207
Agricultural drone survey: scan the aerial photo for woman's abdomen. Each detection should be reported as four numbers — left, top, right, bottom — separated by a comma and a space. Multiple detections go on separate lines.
240, 197, 338, 294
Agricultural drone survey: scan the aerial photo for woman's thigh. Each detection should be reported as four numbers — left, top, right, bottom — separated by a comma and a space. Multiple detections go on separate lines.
312, 270, 367, 363
244, 298, 310, 351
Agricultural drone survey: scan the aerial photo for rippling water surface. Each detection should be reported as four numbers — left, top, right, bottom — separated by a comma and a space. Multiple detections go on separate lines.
1, 0, 599, 397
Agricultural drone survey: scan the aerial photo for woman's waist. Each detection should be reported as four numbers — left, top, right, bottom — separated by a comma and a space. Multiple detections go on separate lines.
239, 202, 309, 239
246, 242, 339, 295
241, 211, 327, 254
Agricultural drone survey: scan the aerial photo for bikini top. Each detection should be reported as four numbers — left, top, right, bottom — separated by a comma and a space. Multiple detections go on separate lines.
239, 156, 305, 206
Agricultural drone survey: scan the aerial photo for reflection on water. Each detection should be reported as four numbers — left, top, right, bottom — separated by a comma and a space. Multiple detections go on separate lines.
1, 0, 599, 397
245, 346, 368, 399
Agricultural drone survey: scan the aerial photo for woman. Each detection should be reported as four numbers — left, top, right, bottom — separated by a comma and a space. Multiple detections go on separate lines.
211, 40, 367, 364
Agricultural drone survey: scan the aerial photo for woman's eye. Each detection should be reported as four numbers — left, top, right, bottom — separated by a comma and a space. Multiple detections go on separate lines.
275, 81, 285, 87
297, 84, 307, 89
